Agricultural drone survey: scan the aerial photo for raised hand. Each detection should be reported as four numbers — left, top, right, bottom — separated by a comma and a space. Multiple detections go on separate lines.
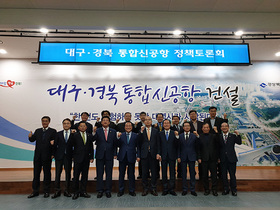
234, 130, 239, 135
28, 131, 33, 138
213, 126, 218, 133
224, 113, 227, 119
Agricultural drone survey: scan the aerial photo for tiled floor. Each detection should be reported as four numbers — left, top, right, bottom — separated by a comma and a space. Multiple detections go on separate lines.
0, 192, 279, 210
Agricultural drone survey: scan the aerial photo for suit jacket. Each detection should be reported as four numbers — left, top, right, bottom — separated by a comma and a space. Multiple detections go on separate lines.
171, 124, 184, 134
29, 127, 57, 161
158, 130, 178, 161
116, 132, 138, 163
178, 132, 198, 162
116, 121, 136, 133
204, 117, 228, 134
67, 132, 94, 163
189, 120, 203, 134
93, 127, 117, 160
135, 121, 145, 133
71, 120, 93, 134
153, 122, 164, 132
95, 121, 117, 130
197, 133, 219, 162
138, 127, 160, 159
219, 133, 242, 163
54, 130, 72, 160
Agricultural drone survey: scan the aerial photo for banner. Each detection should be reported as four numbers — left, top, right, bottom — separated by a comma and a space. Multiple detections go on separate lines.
0, 59, 279, 167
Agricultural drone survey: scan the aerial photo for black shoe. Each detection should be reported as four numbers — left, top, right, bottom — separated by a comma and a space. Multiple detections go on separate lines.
142, 190, 148, 196
191, 191, 197, 196
222, 190, 229, 195
182, 191, 188, 196
177, 174, 182, 179
64, 191, 72, 197
204, 190, 210, 196
43, 193, 50, 198
162, 191, 168, 196
151, 190, 158, 196
80, 192, 91, 198
117, 191, 124, 197
232, 191, 237, 196
169, 191, 177, 196
51, 191, 61, 199
105, 192, 111, 198
212, 191, 218, 196
129, 191, 136, 196
72, 194, 79, 200
27, 192, 39, 198
137, 175, 142, 179
97, 192, 103, 198
94, 176, 97, 180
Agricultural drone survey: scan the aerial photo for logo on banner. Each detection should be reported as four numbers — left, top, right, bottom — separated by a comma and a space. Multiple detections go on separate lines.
0, 80, 22, 88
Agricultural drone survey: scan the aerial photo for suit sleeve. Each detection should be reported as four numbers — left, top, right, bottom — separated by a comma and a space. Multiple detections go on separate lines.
195, 136, 199, 160
89, 136, 94, 160
235, 135, 242, 145
177, 136, 181, 159
157, 133, 161, 156
29, 129, 37, 142
66, 134, 74, 159
197, 136, 202, 160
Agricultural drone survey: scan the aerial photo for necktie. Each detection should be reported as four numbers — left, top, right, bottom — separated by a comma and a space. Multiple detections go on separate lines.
185, 133, 189, 141
176, 125, 179, 131
224, 134, 228, 143
147, 128, 150, 140
104, 128, 108, 141
82, 132, 86, 145
42, 128, 46, 140
165, 131, 169, 141
126, 133, 130, 144
159, 123, 162, 131
65, 131, 68, 142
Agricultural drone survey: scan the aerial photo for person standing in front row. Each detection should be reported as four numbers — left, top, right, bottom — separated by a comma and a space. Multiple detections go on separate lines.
28, 116, 56, 198
177, 122, 199, 196
116, 122, 139, 197
93, 116, 117, 198
67, 121, 94, 200
71, 112, 93, 134
52, 118, 73, 199
219, 122, 242, 196
138, 116, 160, 196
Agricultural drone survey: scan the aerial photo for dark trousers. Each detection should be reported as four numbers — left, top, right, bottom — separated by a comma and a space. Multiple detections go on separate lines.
138, 160, 142, 177
141, 152, 158, 191
96, 158, 113, 193
73, 160, 90, 194
177, 161, 182, 177
118, 154, 136, 192
181, 160, 196, 192
54, 155, 72, 192
32, 158, 52, 193
221, 157, 237, 192
201, 161, 217, 191
161, 157, 176, 191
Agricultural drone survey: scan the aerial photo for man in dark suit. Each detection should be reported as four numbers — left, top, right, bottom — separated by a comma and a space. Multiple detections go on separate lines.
189, 110, 203, 134
177, 122, 198, 196
204, 106, 228, 134
158, 119, 178, 196
95, 110, 118, 129
153, 113, 164, 132
71, 112, 93, 134
138, 116, 160, 196
197, 123, 219, 196
67, 121, 94, 200
219, 122, 242, 196
93, 116, 117, 198
116, 112, 136, 132
116, 122, 139, 197
52, 118, 73, 199
28, 116, 56, 198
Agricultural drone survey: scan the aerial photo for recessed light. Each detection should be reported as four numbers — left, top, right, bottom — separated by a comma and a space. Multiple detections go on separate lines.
40, 28, 49, 33
173, 30, 182, 36
0, 49, 7, 54
276, 52, 280, 57
235, 30, 243, 36
106, 29, 115, 35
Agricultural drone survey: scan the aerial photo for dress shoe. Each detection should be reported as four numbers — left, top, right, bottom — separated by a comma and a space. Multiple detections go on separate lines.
142, 190, 148, 196
27, 192, 39, 198
129, 191, 136, 196
72, 194, 79, 200
94, 176, 97, 180
97, 192, 103, 198
137, 175, 142, 179
117, 191, 124, 197
151, 190, 158, 196
43, 193, 50, 198
182, 191, 188, 196
64, 191, 72, 197
204, 190, 210, 196
212, 191, 218, 196
191, 191, 197, 196
232, 191, 237, 196
80, 192, 91, 198
51, 191, 61, 199
169, 191, 177, 196
105, 192, 111, 198
222, 190, 229, 195
177, 174, 182, 179
162, 191, 168, 196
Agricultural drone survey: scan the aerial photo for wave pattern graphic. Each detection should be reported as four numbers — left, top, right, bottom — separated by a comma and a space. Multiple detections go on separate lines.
0, 143, 34, 161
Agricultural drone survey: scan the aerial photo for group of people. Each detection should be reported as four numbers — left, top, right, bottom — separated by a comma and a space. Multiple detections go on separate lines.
27, 107, 242, 200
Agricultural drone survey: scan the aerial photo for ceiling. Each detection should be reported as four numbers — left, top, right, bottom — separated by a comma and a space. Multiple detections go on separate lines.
0, 0, 280, 61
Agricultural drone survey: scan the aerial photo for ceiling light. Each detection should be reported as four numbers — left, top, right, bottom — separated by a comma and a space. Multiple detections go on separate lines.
106, 29, 115, 35
40, 28, 49, 33
234, 30, 243, 36
173, 30, 182, 36
276, 52, 280, 57
0, 49, 7, 54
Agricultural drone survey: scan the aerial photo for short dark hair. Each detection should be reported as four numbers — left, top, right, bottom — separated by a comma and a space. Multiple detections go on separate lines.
183, 121, 191, 127
62, 118, 71, 123
78, 121, 87, 126
163, 119, 171, 124
156, 113, 163, 118
209, 106, 217, 111
189, 110, 197, 115
125, 112, 131, 116
101, 116, 111, 122
172, 115, 180, 120
202, 122, 210, 128
101, 110, 110, 117
125, 121, 133, 127
81, 112, 89, 116
41, 116, 51, 122
140, 111, 146, 115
